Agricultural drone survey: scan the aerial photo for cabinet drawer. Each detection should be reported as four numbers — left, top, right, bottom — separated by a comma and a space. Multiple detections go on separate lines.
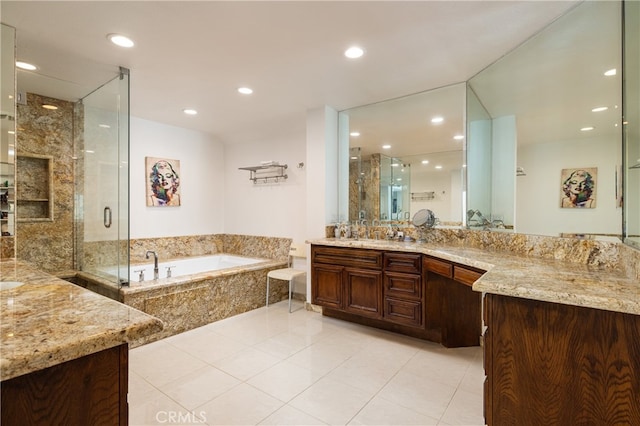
453, 266, 484, 287
384, 272, 421, 300
312, 246, 383, 269
384, 297, 423, 327
424, 256, 453, 278
384, 253, 422, 274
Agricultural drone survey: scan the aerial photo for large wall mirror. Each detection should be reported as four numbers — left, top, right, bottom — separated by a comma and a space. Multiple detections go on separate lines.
1, 24, 16, 243
624, 0, 640, 250
467, 0, 623, 239
338, 83, 466, 227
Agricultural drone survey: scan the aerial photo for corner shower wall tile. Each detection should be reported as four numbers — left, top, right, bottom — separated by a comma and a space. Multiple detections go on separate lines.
16, 93, 75, 273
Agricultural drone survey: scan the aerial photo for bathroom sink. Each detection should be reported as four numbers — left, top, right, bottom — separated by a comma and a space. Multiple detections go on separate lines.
0, 281, 24, 291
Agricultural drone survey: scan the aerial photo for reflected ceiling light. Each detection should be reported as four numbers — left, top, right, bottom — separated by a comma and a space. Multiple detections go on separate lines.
344, 46, 364, 59
591, 106, 608, 112
238, 87, 253, 95
435, 165, 443, 169
421, 160, 429, 165
580, 126, 595, 131
183, 108, 198, 115
462, 164, 467, 168
99, 124, 111, 128
85, 150, 95, 154
350, 132, 360, 137
16, 61, 37, 71
382, 144, 391, 149
7, 130, 15, 135
391, 163, 399, 167
431, 116, 444, 124
42, 104, 58, 110
397, 178, 402, 182
108, 33, 134, 48
604, 68, 616, 76
350, 156, 358, 160
453, 135, 464, 140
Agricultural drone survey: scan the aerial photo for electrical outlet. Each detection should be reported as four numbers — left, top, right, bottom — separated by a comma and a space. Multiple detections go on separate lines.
397, 231, 404, 239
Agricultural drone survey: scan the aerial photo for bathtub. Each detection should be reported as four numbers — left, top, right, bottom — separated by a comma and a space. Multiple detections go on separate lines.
129, 254, 266, 282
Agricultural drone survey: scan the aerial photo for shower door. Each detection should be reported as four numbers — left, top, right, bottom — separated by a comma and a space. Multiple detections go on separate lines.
75, 68, 130, 286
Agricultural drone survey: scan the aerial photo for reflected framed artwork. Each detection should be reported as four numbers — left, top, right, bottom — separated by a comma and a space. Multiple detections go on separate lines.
560, 167, 596, 209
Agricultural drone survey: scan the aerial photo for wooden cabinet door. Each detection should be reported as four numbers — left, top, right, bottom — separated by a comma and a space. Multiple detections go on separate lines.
344, 267, 383, 319
311, 263, 344, 309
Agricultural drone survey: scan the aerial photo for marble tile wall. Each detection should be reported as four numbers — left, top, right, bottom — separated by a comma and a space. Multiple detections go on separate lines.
15, 93, 75, 273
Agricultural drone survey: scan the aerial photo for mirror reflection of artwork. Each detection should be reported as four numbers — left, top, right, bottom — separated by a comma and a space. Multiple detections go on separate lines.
560, 167, 597, 209
146, 157, 181, 207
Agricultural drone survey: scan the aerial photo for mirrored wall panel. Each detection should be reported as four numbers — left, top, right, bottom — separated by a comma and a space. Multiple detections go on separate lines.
338, 83, 466, 227
468, 1, 623, 239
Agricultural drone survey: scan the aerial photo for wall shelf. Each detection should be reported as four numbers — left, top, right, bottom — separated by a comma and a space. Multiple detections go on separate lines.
239, 163, 288, 184
16, 154, 54, 222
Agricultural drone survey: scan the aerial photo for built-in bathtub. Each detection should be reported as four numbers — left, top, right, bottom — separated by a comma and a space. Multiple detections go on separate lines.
75, 252, 291, 345
128, 254, 265, 282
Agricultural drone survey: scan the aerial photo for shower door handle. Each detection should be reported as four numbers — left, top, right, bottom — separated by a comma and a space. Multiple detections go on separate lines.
104, 206, 112, 228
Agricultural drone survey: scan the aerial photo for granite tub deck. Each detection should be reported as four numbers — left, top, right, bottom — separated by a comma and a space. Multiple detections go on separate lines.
117, 256, 290, 345
308, 238, 640, 315
0, 259, 163, 381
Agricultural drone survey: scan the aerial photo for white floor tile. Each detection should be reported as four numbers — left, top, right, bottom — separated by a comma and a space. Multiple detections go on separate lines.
129, 302, 485, 426
259, 404, 327, 425
248, 359, 324, 402
159, 365, 241, 411
289, 376, 375, 425
212, 346, 282, 381
378, 370, 458, 420
349, 395, 440, 426
195, 383, 283, 425
130, 340, 208, 388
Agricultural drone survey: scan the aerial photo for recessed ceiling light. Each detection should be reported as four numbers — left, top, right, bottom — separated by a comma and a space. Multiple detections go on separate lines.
108, 33, 134, 48
604, 68, 617, 76
591, 106, 608, 112
344, 46, 364, 59
98, 124, 111, 128
396, 178, 402, 182
382, 144, 391, 149
421, 160, 429, 165
8, 130, 15, 135
238, 87, 253, 95
431, 116, 444, 124
580, 126, 595, 131
350, 156, 358, 160
85, 150, 95, 154
462, 164, 467, 168
183, 108, 198, 115
16, 61, 37, 71
350, 132, 360, 137
453, 135, 464, 140
391, 163, 399, 167
435, 165, 443, 169
42, 104, 58, 110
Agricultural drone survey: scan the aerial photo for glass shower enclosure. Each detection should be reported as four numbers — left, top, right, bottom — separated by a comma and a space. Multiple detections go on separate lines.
75, 68, 130, 287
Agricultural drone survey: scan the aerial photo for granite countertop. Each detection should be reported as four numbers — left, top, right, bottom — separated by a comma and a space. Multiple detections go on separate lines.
308, 238, 640, 316
0, 259, 164, 381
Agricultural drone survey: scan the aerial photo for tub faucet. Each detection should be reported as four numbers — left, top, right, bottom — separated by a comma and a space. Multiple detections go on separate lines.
145, 250, 159, 280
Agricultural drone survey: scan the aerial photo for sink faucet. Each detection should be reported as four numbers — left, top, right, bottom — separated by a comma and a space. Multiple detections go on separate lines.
145, 250, 159, 280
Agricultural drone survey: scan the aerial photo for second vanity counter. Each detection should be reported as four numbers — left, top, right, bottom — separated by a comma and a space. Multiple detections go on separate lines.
0, 259, 164, 381
308, 238, 640, 316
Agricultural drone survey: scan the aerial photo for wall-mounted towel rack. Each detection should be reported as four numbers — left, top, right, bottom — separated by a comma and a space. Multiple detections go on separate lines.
239, 163, 288, 183
411, 191, 436, 201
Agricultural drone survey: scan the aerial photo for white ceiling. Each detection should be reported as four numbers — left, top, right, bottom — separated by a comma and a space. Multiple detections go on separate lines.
1, 1, 580, 144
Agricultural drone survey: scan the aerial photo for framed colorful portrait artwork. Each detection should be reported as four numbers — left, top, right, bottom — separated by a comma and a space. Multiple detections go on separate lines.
560, 167, 596, 209
146, 157, 181, 207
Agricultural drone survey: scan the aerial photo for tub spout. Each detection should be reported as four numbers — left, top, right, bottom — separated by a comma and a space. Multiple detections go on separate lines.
145, 250, 159, 280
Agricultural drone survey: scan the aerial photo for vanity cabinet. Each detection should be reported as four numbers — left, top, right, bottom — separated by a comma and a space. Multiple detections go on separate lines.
484, 293, 640, 425
383, 252, 423, 328
311, 244, 484, 347
424, 255, 483, 347
1, 344, 128, 425
311, 246, 383, 318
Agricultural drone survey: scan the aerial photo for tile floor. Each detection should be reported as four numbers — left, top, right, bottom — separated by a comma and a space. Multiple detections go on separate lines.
129, 300, 485, 426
